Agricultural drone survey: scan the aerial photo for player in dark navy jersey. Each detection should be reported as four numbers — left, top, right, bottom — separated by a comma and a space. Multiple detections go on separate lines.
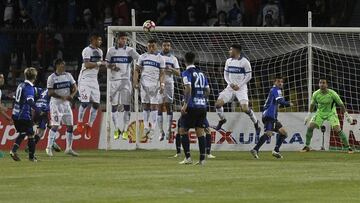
178, 52, 210, 165
250, 76, 292, 159
10, 67, 46, 162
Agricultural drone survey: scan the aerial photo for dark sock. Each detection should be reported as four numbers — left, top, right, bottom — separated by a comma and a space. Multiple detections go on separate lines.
181, 134, 190, 159
34, 135, 41, 145
198, 136, 206, 161
12, 133, 26, 152
175, 133, 181, 154
205, 134, 211, 155
254, 134, 269, 151
28, 137, 35, 159
274, 134, 287, 152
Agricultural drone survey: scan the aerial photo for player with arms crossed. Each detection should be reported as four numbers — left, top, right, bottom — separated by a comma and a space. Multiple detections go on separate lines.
76, 33, 106, 137
178, 52, 210, 165
215, 44, 260, 134
46, 59, 78, 156
133, 39, 165, 140
158, 40, 180, 141
302, 78, 354, 153
106, 32, 140, 140
250, 76, 292, 159
10, 68, 43, 162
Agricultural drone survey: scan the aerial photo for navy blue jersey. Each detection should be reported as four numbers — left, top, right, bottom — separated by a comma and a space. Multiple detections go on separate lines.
35, 89, 50, 113
12, 81, 38, 120
181, 65, 209, 109
262, 86, 290, 119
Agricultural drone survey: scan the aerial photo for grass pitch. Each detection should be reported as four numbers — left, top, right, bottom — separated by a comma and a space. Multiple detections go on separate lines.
0, 150, 360, 203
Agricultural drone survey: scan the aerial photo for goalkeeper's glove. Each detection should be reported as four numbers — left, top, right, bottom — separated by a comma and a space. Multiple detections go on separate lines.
304, 113, 312, 125
344, 112, 354, 124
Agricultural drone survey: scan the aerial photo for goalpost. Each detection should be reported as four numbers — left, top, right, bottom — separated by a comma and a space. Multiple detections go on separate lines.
105, 13, 360, 151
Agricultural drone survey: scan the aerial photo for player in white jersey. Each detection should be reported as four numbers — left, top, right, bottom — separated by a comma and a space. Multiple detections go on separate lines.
76, 33, 106, 138
134, 39, 166, 140
105, 32, 140, 140
215, 44, 261, 134
158, 40, 180, 141
46, 59, 78, 156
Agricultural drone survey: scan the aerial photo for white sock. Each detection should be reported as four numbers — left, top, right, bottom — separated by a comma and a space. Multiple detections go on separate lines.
47, 129, 56, 149
216, 107, 225, 120
66, 131, 73, 150
143, 110, 150, 129
78, 105, 86, 123
122, 111, 130, 132
157, 113, 164, 133
150, 110, 158, 130
112, 111, 119, 129
246, 109, 258, 124
167, 113, 173, 132
89, 107, 98, 127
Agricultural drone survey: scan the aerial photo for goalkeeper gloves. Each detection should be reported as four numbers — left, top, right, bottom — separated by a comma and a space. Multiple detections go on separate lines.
304, 113, 312, 125
344, 112, 354, 124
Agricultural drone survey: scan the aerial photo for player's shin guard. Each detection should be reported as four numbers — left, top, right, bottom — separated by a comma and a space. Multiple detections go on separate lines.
12, 132, 26, 152
167, 112, 173, 132
150, 110, 157, 129
246, 109, 258, 124
216, 106, 225, 120
305, 128, 314, 146
66, 131, 73, 150
274, 133, 287, 152
198, 135, 206, 161
254, 134, 270, 151
181, 134, 191, 159
175, 133, 181, 154
338, 130, 350, 148
35, 128, 45, 144
89, 107, 98, 127
47, 129, 57, 149
143, 110, 150, 129
206, 134, 212, 155
157, 111, 164, 133
28, 137, 35, 159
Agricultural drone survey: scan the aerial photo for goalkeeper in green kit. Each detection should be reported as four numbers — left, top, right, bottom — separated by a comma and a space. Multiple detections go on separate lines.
302, 78, 354, 153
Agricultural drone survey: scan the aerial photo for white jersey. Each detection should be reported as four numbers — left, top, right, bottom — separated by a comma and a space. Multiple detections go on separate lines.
161, 52, 180, 83
105, 46, 140, 81
78, 46, 103, 84
137, 52, 165, 87
47, 72, 76, 103
224, 56, 252, 88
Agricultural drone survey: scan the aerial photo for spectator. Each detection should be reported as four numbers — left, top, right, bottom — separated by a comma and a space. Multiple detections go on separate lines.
185, 6, 197, 26
214, 10, 229, 27
3, 0, 16, 27
103, 6, 113, 34
113, 0, 129, 25
243, 0, 261, 25
206, 4, 218, 26
113, 16, 125, 26
78, 8, 97, 30
188, 0, 207, 25
27, 0, 49, 28
258, 0, 284, 26
228, 1, 244, 26
307, 0, 326, 26
67, 0, 76, 27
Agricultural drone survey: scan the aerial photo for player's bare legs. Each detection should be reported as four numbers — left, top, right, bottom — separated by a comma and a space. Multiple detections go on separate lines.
205, 127, 215, 159
240, 103, 261, 134
215, 99, 226, 130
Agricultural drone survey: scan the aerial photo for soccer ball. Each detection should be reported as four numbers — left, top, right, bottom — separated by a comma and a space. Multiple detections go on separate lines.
143, 20, 156, 32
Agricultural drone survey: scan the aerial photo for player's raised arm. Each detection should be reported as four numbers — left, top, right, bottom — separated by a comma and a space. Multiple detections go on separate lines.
133, 55, 143, 88
159, 56, 166, 93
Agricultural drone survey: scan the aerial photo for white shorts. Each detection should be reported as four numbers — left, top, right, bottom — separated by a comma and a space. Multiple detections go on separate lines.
218, 85, 249, 104
158, 82, 174, 104
50, 101, 73, 126
78, 82, 100, 103
110, 80, 132, 106
141, 84, 160, 104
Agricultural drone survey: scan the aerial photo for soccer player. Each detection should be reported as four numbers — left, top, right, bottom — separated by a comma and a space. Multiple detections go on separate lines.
10, 68, 43, 162
158, 40, 180, 141
250, 76, 292, 159
76, 33, 106, 138
0, 73, 12, 157
178, 51, 210, 165
302, 78, 354, 153
133, 39, 165, 140
215, 44, 260, 134
46, 59, 78, 156
106, 32, 140, 140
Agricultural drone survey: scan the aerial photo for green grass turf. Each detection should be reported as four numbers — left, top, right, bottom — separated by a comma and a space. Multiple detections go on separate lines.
0, 150, 360, 203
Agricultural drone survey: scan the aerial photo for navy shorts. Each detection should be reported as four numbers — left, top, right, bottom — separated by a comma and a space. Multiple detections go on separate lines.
34, 112, 48, 129
179, 108, 207, 130
13, 119, 34, 135
262, 117, 283, 132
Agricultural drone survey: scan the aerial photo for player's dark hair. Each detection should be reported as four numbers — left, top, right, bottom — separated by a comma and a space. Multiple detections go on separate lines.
230, 44, 242, 52
274, 75, 284, 81
319, 77, 329, 83
184, 52, 196, 64
54, 58, 65, 67
116, 32, 127, 37
89, 32, 101, 41
162, 39, 172, 44
148, 38, 157, 44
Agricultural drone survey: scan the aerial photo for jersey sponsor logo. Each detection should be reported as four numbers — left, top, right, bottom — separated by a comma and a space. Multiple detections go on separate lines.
89, 56, 102, 62
165, 62, 174, 68
142, 60, 160, 68
227, 66, 246, 74
54, 81, 72, 89
110, 56, 132, 63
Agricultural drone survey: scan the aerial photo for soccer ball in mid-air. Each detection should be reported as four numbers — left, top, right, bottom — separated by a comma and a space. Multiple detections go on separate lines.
143, 20, 156, 32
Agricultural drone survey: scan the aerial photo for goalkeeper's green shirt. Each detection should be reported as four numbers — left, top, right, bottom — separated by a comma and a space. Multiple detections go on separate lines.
311, 89, 343, 117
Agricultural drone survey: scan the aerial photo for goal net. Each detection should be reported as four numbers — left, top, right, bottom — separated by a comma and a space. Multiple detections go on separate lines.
105, 26, 360, 151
